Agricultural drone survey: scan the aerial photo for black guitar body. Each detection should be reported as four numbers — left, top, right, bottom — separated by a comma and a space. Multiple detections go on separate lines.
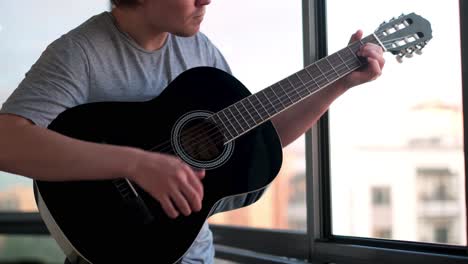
35, 67, 283, 263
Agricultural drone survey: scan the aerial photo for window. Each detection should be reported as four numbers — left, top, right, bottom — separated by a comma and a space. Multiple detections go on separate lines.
202, 0, 306, 232
0, 1, 109, 262
373, 228, 392, 239
327, 0, 466, 246
207, 1, 468, 263
435, 226, 449, 243
372, 186, 391, 206
417, 167, 457, 201
0, 235, 64, 263
0, 1, 110, 213
1, 1, 467, 264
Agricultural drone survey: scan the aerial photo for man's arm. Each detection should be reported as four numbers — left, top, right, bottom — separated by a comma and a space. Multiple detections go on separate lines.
0, 114, 140, 181
272, 30, 385, 147
0, 113, 204, 218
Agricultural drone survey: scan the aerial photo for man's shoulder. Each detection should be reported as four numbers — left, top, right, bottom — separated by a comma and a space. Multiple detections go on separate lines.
39, 11, 125, 61
56, 12, 114, 47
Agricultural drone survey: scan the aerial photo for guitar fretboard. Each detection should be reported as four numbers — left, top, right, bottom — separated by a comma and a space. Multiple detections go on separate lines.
210, 34, 383, 143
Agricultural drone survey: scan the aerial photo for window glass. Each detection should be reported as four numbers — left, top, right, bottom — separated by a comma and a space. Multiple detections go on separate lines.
327, 0, 466, 245
0, 235, 64, 263
203, 0, 306, 231
0, 0, 306, 231
0, 2, 109, 212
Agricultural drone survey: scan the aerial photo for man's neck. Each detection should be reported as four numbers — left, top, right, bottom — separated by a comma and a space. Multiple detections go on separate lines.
111, 8, 168, 52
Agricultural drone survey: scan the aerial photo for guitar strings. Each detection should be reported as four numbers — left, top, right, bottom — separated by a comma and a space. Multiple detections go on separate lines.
150, 51, 367, 156
148, 36, 371, 153
149, 30, 395, 155
149, 52, 361, 154
148, 30, 397, 156
146, 29, 404, 157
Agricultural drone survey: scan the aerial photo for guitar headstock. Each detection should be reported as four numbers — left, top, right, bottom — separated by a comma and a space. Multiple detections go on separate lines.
375, 13, 432, 63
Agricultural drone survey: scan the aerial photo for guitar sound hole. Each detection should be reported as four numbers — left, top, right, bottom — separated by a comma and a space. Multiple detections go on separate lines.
179, 119, 225, 162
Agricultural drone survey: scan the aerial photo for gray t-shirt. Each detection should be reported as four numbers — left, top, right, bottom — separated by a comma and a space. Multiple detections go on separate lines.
0, 11, 231, 264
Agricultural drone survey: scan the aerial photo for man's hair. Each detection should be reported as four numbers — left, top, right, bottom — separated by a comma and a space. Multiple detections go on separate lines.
111, 0, 139, 7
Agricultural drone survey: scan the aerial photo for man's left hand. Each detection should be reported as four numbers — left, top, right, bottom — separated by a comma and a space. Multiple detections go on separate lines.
337, 29, 385, 90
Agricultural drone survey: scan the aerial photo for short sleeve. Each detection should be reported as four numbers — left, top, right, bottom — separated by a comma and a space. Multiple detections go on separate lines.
211, 44, 231, 74
198, 33, 232, 75
0, 35, 90, 128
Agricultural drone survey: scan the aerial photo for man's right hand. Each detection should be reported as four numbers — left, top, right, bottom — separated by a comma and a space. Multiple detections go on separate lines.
0, 114, 205, 219
129, 151, 205, 219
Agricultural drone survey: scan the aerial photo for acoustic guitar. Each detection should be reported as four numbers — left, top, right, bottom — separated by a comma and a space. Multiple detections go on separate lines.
35, 13, 432, 263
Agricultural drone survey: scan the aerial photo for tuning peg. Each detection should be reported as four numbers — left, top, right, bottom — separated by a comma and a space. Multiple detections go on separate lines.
415, 49, 423, 55
404, 47, 415, 58
396, 55, 404, 63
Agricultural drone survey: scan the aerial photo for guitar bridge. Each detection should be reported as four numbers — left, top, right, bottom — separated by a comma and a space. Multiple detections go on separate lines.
113, 179, 154, 224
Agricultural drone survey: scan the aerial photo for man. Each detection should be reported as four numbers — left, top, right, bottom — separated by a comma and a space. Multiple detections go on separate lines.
0, 0, 385, 263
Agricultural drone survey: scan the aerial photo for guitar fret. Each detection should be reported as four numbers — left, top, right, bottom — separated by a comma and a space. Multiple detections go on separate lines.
359, 39, 366, 48
258, 90, 278, 115
240, 100, 258, 125
287, 74, 307, 98
335, 62, 349, 76
318, 59, 339, 82
244, 97, 263, 123
235, 102, 256, 127
336, 50, 351, 70
228, 106, 248, 131
347, 43, 360, 60
280, 79, 300, 102
269, 85, 287, 108
307, 64, 327, 87
249, 94, 270, 120
221, 110, 240, 136
294, 73, 311, 97
328, 53, 350, 76
296, 70, 313, 93
341, 46, 362, 69
275, 82, 292, 105
211, 114, 233, 140
264, 87, 283, 112
325, 57, 340, 78
315, 62, 329, 83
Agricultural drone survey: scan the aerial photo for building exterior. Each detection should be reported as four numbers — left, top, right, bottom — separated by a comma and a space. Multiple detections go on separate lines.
211, 100, 467, 246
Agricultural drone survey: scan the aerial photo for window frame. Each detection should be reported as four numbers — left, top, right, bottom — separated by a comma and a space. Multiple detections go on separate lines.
309, 0, 468, 263
0, 1, 467, 264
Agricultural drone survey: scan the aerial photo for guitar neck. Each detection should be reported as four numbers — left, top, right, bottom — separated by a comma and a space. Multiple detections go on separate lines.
210, 34, 384, 142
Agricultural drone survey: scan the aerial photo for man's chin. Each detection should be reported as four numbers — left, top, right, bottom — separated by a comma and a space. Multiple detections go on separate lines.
173, 29, 200, 38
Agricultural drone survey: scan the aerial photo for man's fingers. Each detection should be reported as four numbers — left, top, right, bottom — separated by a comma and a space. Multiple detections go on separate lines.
188, 172, 204, 200
358, 44, 383, 56
195, 169, 206, 179
160, 195, 179, 219
171, 190, 192, 216
367, 58, 382, 80
349, 29, 363, 44
181, 181, 203, 212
